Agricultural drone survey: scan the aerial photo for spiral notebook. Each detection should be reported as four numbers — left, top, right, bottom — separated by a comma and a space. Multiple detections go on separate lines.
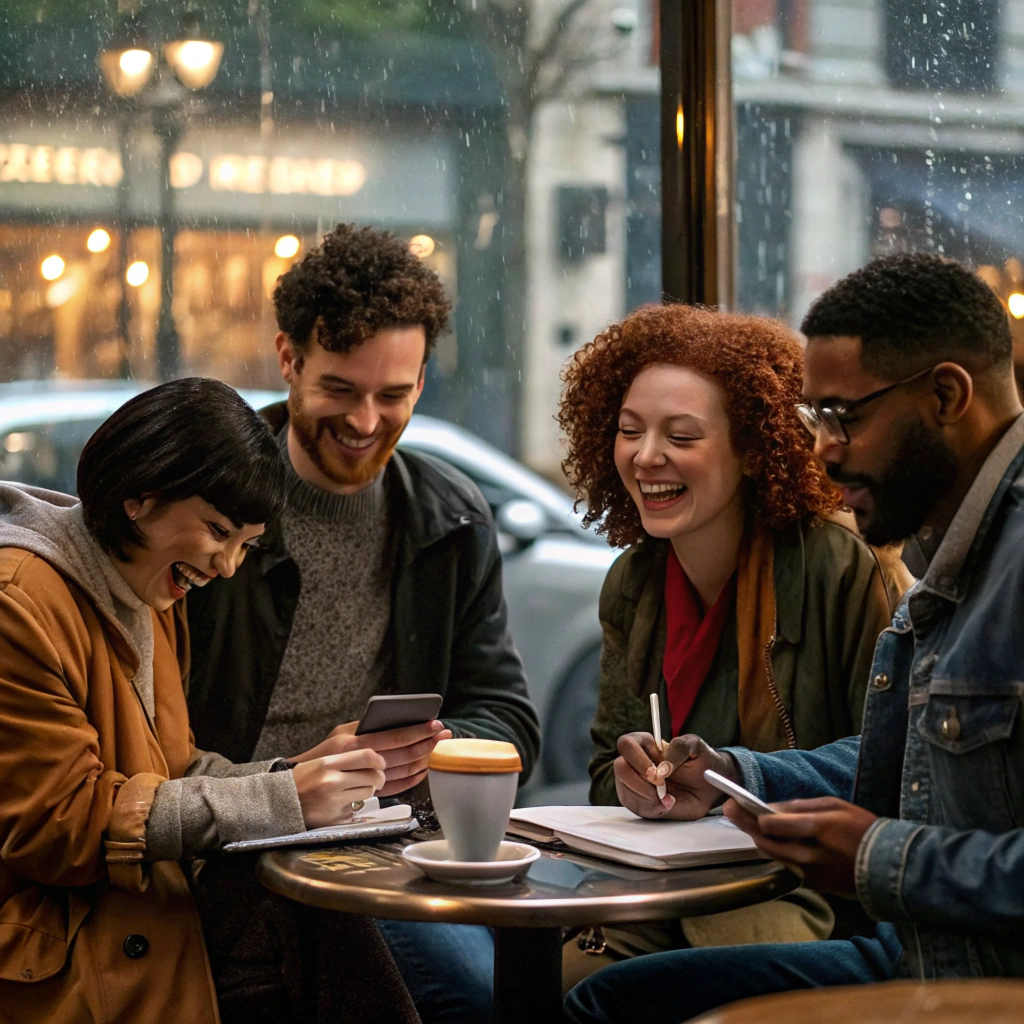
223, 799, 418, 853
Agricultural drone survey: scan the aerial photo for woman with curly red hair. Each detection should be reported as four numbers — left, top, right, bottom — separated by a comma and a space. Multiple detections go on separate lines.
558, 303, 894, 981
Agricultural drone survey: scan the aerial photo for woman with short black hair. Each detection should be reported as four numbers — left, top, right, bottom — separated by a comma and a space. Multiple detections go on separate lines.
0, 378, 417, 1024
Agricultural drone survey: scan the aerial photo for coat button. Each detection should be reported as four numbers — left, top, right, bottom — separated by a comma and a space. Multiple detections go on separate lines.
123, 934, 149, 959
941, 707, 961, 741
872, 673, 890, 690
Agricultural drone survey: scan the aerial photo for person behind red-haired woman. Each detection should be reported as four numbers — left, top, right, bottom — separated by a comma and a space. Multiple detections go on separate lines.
558, 304, 896, 985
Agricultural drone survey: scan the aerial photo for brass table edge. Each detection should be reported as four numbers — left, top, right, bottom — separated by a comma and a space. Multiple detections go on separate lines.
256, 855, 798, 929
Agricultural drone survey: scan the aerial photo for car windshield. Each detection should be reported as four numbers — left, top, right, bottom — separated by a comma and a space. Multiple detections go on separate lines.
0, 389, 593, 542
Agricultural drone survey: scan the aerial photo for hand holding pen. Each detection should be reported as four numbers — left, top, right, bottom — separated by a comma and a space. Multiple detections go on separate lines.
613, 725, 742, 820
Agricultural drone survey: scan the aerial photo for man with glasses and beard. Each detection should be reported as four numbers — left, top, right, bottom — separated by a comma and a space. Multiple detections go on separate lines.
564, 252, 1024, 1024
186, 223, 540, 1024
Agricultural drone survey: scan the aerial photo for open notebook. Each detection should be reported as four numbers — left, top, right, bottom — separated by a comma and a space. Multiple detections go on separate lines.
223, 799, 418, 853
508, 805, 767, 871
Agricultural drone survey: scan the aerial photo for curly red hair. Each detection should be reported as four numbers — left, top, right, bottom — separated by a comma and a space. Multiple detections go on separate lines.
558, 303, 841, 547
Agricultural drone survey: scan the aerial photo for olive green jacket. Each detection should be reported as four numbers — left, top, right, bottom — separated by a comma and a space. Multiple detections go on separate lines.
589, 519, 894, 805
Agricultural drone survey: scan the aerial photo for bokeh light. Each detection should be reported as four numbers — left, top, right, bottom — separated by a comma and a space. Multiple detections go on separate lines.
409, 234, 435, 258
40, 254, 65, 280
126, 260, 150, 287
87, 228, 111, 253
118, 49, 153, 76
274, 234, 300, 259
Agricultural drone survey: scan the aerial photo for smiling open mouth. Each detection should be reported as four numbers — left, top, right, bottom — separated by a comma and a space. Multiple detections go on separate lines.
639, 482, 688, 504
328, 427, 376, 451
171, 562, 212, 592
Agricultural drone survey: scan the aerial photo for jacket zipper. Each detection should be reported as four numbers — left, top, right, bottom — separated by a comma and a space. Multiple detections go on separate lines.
763, 634, 797, 749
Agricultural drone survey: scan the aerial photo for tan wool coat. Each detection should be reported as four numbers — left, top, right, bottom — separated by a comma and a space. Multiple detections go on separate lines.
0, 548, 220, 1024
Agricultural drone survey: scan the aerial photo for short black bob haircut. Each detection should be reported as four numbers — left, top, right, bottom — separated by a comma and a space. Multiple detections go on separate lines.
800, 252, 1012, 380
78, 378, 287, 559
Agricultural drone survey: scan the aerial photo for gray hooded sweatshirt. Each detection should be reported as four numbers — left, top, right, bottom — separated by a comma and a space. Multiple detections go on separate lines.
0, 483, 306, 859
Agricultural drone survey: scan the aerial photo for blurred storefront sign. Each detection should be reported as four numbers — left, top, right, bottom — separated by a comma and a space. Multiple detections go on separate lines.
0, 143, 122, 187
0, 122, 454, 230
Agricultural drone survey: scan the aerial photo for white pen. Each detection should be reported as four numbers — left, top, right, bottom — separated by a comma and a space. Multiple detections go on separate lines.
649, 692, 667, 801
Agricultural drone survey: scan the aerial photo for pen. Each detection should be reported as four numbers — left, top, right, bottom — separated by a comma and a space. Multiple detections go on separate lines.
649, 692, 667, 801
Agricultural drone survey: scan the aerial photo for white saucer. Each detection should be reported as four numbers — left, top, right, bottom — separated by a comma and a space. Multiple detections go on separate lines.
402, 840, 540, 885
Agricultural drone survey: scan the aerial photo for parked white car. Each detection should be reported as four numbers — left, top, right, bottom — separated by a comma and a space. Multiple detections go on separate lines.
0, 380, 617, 796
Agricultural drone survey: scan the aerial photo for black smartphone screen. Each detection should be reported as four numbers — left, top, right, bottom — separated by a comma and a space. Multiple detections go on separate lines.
354, 693, 444, 735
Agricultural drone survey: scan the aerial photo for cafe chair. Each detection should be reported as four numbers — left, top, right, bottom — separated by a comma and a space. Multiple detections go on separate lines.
686, 978, 1024, 1024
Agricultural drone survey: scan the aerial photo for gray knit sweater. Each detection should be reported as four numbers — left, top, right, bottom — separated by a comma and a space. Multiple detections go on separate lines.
251, 438, 396, 761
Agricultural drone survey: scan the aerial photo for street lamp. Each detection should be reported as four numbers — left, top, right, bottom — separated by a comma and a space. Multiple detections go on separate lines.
99, 11, 222, 380
164, 38, 224, 91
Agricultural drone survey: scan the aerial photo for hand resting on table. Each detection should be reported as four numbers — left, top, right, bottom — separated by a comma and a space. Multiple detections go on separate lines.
292, 749, 387, 828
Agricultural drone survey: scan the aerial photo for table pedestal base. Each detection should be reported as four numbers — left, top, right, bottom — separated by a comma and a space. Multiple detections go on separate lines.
493, 926, 565, 1024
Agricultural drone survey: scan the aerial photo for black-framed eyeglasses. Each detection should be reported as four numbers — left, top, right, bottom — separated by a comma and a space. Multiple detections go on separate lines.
795, 364, 938, 445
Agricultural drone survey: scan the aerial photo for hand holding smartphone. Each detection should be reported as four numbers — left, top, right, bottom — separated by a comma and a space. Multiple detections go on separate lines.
355, 693, 444, 736
703, 769, 777, 816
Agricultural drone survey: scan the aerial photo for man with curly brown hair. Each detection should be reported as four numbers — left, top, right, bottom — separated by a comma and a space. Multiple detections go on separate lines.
185, 223, 539, 1024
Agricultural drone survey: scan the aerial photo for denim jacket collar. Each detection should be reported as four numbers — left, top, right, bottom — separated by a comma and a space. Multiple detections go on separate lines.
918, 412, 1024, 603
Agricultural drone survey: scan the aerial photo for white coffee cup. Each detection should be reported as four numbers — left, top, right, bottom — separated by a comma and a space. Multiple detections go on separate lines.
428, 738, 523, 862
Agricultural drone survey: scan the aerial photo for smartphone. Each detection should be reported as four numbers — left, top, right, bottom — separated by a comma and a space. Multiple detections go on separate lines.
703, 769, 778, 816
354, 693, 443, 735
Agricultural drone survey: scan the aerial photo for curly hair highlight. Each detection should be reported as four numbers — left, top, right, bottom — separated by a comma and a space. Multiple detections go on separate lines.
558, 304, 842, 548
273, 223, 452, 359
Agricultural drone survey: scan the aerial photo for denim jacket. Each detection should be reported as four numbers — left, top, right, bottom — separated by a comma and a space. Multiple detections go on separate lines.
727, 412, 1024, 980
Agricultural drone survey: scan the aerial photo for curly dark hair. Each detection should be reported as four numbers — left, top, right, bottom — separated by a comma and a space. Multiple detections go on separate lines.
272, 223, 452, 359
558, 304, 842, 547
801, 253, 1012, 379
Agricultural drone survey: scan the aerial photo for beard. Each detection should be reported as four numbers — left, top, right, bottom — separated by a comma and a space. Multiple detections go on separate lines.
287, 387, 405, 490
828, 418, 958, 547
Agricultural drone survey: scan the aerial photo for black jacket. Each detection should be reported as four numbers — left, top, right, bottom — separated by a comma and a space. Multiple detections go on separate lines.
185, 405, 540, 780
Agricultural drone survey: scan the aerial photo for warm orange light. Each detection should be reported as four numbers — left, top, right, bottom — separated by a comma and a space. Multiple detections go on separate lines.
1009, 292, 1024, 319
126, 261, 149, 287
409, 234, 435, 258
676, 104, 684, 149
274, 234, 300, 259
87, 228, 111, 253
41, 255, 65, 281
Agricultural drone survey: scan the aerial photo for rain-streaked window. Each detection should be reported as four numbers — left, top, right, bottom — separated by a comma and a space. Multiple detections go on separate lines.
0, 0, 661, 473
732, 0, 1024, 373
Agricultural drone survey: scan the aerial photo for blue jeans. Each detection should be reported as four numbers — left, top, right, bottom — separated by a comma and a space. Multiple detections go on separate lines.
564, 925, 902, 1024
377, 919, 495, 1024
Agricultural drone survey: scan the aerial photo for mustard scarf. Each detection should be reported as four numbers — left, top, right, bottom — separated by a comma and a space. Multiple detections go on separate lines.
734, 522, 794, 751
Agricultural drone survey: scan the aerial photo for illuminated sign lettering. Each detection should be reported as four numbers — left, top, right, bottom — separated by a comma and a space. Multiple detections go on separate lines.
0, 144, 123, 186
209, 154, 366, 196
0, 143, 367, 198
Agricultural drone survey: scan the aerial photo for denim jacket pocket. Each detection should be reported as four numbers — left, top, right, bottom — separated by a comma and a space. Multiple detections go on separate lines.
918, 691, 1019, 755
918, 684, 1021, 830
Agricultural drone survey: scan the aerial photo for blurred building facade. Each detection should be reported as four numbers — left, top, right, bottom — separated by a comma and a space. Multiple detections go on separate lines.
1, 0, 1022, 476
732, 0, 1024, 335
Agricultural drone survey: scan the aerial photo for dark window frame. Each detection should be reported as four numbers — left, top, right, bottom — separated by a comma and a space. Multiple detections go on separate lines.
660, 0, 734, 309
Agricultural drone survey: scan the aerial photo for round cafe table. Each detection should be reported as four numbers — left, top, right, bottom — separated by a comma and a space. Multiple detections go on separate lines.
257, 839, 797, 1024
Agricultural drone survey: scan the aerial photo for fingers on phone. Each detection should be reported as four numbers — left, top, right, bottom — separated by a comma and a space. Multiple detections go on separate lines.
356, 720, 444, 750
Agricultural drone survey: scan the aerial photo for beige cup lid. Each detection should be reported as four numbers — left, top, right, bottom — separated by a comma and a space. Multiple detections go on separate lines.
428, 738, 523, 774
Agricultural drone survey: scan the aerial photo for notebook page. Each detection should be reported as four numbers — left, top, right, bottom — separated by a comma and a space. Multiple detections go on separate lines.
556, 812, 759, 858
